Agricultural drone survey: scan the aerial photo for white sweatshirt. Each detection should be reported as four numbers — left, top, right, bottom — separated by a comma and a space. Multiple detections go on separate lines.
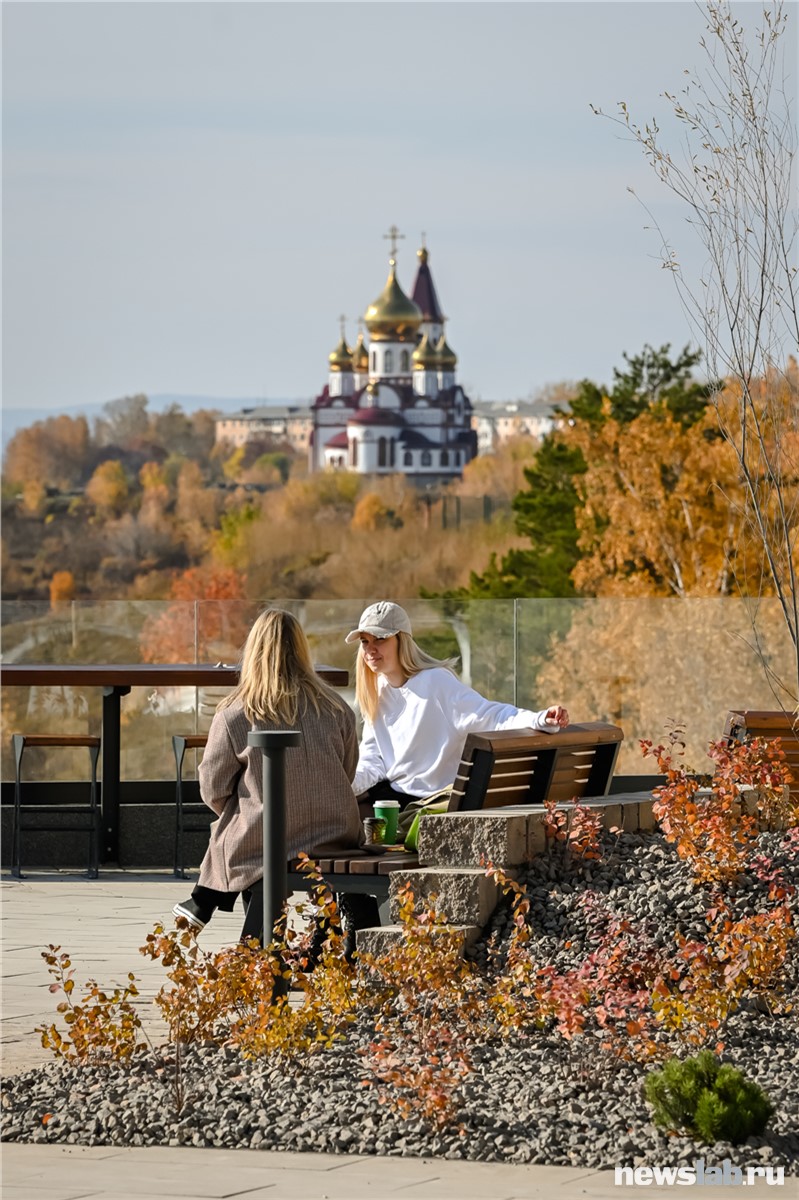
352, 667, 558, 798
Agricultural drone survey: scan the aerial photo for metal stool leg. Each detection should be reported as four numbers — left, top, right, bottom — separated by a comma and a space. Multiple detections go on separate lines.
88, 741, 101, 880
12, 734, 25, 879
173, 735, 188, 879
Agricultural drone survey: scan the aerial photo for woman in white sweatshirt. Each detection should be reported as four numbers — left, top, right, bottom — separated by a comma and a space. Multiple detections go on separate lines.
346, 601, 569, 809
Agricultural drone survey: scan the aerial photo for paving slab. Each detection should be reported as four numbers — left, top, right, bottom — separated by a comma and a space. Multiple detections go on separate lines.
6, 1146, 795, 1199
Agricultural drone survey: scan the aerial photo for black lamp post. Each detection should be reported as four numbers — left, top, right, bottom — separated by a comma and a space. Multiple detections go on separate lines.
247, 729, 302, 997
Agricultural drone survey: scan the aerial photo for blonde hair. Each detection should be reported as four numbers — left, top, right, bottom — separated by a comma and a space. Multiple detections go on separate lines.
220, 608, 346, 726
355, 630, 458, 723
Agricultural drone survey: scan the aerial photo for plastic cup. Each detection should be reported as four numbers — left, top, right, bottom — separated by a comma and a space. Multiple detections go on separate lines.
363, 817, 386, 846
373, 799, 400, 844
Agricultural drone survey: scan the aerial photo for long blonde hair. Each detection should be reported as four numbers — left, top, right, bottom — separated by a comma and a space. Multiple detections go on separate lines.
355, 630, 458, 723
220, 608, 346, 726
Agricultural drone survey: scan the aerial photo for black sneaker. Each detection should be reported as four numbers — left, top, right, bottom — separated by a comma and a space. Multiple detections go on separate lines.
172, 898, 212, 930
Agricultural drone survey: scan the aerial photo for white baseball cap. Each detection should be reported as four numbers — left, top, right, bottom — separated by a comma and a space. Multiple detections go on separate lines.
345, 601, 413, 644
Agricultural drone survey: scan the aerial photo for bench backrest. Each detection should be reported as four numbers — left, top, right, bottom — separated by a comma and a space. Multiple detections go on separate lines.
447, 721, 624, 812
723, 709, 799, 802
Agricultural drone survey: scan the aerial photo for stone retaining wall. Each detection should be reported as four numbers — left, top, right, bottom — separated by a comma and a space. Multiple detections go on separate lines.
357, 792, 656, 954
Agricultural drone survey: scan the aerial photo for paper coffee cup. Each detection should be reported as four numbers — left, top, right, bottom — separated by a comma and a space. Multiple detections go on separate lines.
373, 799, 400, 844
363, 817, 387, 845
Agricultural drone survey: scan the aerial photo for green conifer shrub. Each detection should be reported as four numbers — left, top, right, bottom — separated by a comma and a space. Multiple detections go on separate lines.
644, 1050, 774, 1144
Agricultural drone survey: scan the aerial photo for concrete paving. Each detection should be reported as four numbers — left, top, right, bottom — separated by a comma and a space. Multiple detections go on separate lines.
2, 873, 796, 1199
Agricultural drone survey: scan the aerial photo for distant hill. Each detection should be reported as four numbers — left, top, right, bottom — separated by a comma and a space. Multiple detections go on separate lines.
1, 395, 305, 450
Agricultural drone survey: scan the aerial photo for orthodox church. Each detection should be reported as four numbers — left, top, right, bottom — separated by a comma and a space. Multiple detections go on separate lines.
310, 231, 477, 484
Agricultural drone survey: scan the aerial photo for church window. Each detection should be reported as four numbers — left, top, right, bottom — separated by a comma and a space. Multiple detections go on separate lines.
371, 351, 377, 372
350, 438, 358, 468
454, 451, 461, 466
378, 437, 387, 467
384, 349, 394, 373
440, 450, 449, 467
403, 451, 413, 467
400, 350, 410, 372
421, 450, 432, 467
390, 438, 396, 467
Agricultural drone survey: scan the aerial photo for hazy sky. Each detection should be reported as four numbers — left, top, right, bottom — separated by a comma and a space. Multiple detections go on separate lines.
3, 1, 793, 414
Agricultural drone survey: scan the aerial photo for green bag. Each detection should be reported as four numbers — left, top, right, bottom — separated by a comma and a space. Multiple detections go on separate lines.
399, 789, 452, 852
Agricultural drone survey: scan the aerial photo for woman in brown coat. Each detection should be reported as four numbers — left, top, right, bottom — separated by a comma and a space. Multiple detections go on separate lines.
173, 608, 366, 938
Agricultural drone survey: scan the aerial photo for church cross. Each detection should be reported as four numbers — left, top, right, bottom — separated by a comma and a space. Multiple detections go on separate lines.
339, 313, 347, 339
382, 224, 405, 257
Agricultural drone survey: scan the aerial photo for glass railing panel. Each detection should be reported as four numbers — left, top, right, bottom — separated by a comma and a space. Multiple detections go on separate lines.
3, 597, 793, 784
524, 597, 794, 776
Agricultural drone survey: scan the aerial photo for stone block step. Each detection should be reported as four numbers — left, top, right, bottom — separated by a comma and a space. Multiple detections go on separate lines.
418, 792, 656, 868
355, 923, 480, 956
387, 865, 507, 926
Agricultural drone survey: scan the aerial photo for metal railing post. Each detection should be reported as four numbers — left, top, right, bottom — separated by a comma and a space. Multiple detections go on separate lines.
247, 729, 302, 996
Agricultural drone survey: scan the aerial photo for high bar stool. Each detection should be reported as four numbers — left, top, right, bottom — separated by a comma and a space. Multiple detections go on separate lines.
172, 734, 212, 878
12, 733, 101, 879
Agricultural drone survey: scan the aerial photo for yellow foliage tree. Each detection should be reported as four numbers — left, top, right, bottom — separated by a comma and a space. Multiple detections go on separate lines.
351, 493, 393, 532
570, 405, 743, 597
49, 570, 76, 608
85, 461, 129, 516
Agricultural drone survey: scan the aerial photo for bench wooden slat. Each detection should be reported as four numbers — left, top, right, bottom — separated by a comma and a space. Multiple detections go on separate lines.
332, 855, 375, 873
346, 857, 384, 875
377, 853, 421, 874
458, 723, 623, 755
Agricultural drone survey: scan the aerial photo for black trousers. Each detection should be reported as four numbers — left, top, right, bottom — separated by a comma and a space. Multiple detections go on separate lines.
190, 884, 238, 913
361, 779, 415, 811
239, 879, 380, 945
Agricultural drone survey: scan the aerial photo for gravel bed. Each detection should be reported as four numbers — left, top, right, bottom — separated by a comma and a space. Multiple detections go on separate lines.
2, 829, 798, 1172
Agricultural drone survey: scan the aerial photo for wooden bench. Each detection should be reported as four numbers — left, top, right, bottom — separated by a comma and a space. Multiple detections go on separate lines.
287, 849, 420, 900
723, 709, 799, 802
286, 721, 624, 897
448, 721, 624, 811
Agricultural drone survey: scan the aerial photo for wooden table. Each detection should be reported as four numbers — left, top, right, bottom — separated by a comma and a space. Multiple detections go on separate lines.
1, 663, 348, 860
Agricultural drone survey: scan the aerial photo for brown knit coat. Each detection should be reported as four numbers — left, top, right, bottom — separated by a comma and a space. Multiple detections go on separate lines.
197, 696, 361, 893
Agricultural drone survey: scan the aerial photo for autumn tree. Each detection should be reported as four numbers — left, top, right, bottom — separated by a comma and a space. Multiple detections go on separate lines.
138, 462, 170, 523
85, 461, 129, 516
351, 492, 401, 532
595, 0, 799, 703
139, 567, 253, 663
173, 460, 224, 559
536, 596, 793, 774
570, 400, 745, 597
460, 344, 712, 599
455, 434, 539, 507
93, 394, 150, 448
3, 414, 91, 491
150, 405, 218, 461
49, 570, 76, 608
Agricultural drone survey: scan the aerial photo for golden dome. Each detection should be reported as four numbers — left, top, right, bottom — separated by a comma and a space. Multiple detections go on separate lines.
328, 334, 353, 372
364, 259, 423, 343
435, 331, 457, 368
352, 331, 369, 372
412, 331, 438, 370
